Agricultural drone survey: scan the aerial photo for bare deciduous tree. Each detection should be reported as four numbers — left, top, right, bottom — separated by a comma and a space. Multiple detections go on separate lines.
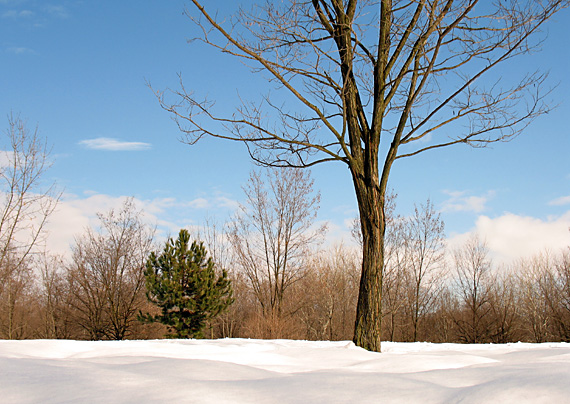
402, 199, 446, 342
156, 0, 567, 350
453, 235, 493, 343
428, 286, 458, 343
68, 199, 155, 340
0, 115, 60, 339
229, 168, 326, 336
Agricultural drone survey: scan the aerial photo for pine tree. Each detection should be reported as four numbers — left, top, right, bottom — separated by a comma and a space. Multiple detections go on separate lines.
141, 229, 233, 338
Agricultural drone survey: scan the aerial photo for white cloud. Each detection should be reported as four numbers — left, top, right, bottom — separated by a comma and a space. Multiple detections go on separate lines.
142, 197, 177, 214
79, 137, 151, 151
343, 217, 356, 230
215, 196, 239, 210
188, 198, 210, 209
441, 190, 495, 213
549, 195, 570, 206
0, 150, 15, 168
44, 194, 172, 257
6, 46, 36, 55
447, 211, 570, 265
42, 191, 244, 257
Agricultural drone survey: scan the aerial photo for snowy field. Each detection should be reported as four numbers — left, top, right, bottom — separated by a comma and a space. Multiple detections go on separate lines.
1, 339, 570, 403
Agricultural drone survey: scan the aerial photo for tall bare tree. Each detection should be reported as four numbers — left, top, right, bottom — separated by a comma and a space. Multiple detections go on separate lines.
402, 199, 446, 341
156, 1, 567, 350
229, 168, 325, 336
68, 198, 155, 340
453, 234, 493, 343
0, 115, 60, 339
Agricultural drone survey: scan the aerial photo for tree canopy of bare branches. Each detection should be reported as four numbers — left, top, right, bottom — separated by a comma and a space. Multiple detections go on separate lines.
68, 199, 155, 340
156, 0, 567, 351
402, 199, 446, 341
229, 168, 326, 336
453, 234, 493, 343
0, 115, 60, 339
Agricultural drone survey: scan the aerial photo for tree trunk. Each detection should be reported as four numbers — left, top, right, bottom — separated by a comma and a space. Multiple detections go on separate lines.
352, 170, 385, 352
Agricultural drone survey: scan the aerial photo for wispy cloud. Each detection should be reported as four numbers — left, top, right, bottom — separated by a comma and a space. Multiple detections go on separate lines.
44, 5, 69, 19
0, 150, 15, 168
143, 195, 238, 213
6, 46, 36, 55
188, 198, 210, 209
549, 195, 570, 206
2, 3, 71, 27
441, 190, 495, 213
215, 196, 239, 210
79, 137, 151, 151
2, 9, 33, 18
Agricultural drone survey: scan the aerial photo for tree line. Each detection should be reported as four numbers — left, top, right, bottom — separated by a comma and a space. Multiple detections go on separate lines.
0, 120, 568, 343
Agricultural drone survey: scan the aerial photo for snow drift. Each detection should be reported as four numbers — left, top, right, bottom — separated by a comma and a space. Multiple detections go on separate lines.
1, 339, 569, 403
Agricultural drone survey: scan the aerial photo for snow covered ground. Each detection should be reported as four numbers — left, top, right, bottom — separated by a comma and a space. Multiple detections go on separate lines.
1, 339, 569, 403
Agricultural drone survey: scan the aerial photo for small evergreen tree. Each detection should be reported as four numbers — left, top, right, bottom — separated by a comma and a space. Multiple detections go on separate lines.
141, 229, 233, 338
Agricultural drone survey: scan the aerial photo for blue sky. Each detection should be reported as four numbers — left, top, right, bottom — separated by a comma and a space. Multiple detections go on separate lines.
1, 1, 569, 263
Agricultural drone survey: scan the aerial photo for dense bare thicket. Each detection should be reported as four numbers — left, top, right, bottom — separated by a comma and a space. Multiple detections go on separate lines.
0, 115, 60, 339
546, 250, 570, 341
157, 0, 568, 351
36, 253, 76, 339
488, 271, 521, 343
208, 242, 360, 341
517, 250, 570, 342
207, 232, 570, 344
452, 235, 494, 343
4, 194, 570, 343
296, 244, 361, 341
516, 254, 553, 342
